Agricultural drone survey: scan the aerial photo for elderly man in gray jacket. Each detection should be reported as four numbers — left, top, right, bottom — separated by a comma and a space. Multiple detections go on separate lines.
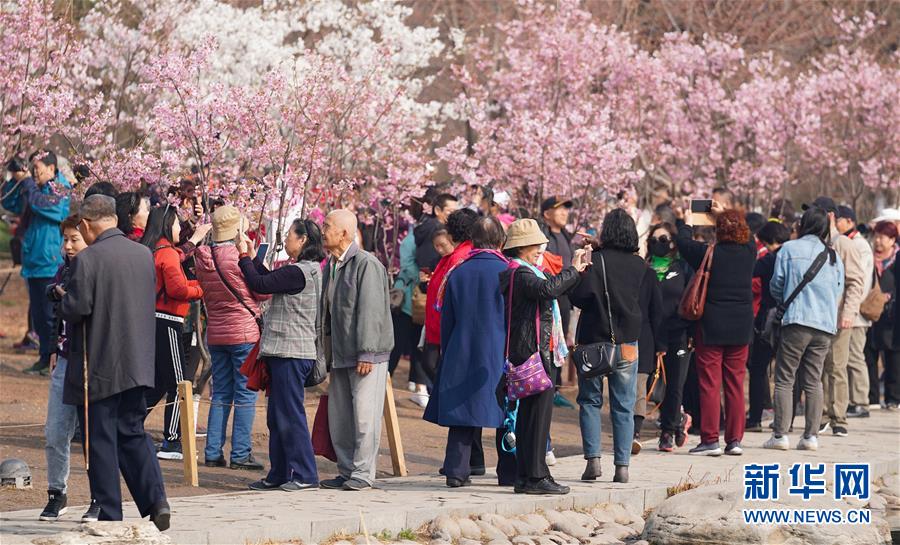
319, 209, 394, 491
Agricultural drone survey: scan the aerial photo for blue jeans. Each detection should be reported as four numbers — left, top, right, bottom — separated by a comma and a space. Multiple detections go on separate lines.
45, 357, 77, 492
577, 343, 638, 466
27, 277, 55, 361
205, 344, 257, 462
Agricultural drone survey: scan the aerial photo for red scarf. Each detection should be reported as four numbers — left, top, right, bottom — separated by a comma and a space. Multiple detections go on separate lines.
436, 249, 508, 311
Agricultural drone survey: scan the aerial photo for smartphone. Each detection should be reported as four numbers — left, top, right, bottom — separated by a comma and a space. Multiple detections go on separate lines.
256, 242, 269, 262
690, 199, 713, 213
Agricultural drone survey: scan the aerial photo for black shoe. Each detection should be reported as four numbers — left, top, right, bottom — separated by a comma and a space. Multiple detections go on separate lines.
524, 477, 570, 495
320, 476, 347, 489
846, 405, 870, 418
343, 478, 372, 491
39, 490, 68, 521
832, 426, 848, 437
248, 479, 281, 491
724, 440, 743, 455
513, 479, 527, 494
230, 455, 264, 471
581, 457, 602, 481
24, 359, 50, 376
745, 420, 763, 432
81, 500, 100, 522
280, 480, 319, 492
149, 501, 171, 532
658, 432, 674, 452
204, 458, 227, 468
689, 442, 723, 456
439, 465, 485, 476
446, 477, 472, 488
613, 465, 629, 484
156, 441, 183, 461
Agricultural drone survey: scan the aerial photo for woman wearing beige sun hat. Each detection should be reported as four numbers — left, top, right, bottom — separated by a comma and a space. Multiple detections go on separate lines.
193, 205, 271, 471
498, 218, 589, 495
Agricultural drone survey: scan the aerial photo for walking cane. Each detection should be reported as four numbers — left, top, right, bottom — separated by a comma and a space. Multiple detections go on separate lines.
82, 325, 90, 471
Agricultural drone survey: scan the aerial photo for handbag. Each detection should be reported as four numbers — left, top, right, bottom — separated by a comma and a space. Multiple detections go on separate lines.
211, 249, 263, 332
678, 244, 714, 321
311, 394, 337, 462
647, 354, 667, 415
761, 247, 830, 349
389, 287, 405, 311
572, 252, 617, 379
859, 269, 888, 322
504, 267, 554, 401
411, 284, 427, 325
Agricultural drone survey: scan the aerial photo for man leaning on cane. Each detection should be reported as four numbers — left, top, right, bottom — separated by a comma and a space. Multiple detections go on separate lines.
61, 194, 170, 529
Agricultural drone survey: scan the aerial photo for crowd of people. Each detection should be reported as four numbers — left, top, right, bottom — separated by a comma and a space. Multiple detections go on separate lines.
3, 151, 899, 527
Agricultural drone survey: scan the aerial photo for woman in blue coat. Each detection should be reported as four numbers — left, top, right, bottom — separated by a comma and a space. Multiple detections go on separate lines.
424, 216, 515, 488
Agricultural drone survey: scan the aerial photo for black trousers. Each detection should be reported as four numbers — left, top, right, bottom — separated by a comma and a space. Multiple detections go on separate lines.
421, 343, 441, 385
145, 315, 188, 442
443, 426, 515, 484
77, 387, 167, 521
515, 387, 554, 481
747, 333, 775, 424
681, 352, 701, 430
388, 312, 427, 385
865, 341, 900, 406
659, 335, 691, 433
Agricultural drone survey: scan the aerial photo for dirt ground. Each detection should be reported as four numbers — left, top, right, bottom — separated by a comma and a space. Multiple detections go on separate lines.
0, 264, 624, 512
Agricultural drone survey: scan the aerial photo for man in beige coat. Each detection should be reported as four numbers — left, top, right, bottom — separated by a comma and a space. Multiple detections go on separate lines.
811, 198, 866, 437
835, 206, 875, 417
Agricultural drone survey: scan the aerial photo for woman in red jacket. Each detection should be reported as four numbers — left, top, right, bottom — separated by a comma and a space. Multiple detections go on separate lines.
140, 206, 204, 460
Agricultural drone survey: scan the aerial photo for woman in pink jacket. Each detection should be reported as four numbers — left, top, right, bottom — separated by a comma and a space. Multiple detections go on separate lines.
195, 205, 270, 470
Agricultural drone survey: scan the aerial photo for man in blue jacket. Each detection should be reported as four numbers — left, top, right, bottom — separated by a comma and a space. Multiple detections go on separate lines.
2, 150, 71, 375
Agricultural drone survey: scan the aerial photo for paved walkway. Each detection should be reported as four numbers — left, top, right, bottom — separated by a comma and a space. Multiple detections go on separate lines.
2, 410, 898, 545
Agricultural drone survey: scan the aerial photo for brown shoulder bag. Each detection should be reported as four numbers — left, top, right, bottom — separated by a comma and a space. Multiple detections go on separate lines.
678, 244, 714, 321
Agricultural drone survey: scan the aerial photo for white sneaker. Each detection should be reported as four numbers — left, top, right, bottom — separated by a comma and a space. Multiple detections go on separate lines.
763, 434, 790, 451
797, 435, 818, 451
545, 450, 557, 466
410, 392, 429, 408
868, 404, 881, 410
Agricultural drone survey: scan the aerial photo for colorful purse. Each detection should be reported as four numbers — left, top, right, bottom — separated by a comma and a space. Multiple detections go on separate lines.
504, 267, 554, 401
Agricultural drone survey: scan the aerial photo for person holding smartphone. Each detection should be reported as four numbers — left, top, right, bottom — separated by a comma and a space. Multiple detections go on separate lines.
194, 206, 270, 470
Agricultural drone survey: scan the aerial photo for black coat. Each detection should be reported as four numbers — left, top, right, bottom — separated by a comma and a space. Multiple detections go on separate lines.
638, 267, 664, 374
499, 266, 581, 372
571, 248, 647, 345
676, 221, 756, 346
873, 261, 897, 351
654, 257, 693, 349
413, 216, 442, 271
753, 251, 778, 330
61, 228, 156, 405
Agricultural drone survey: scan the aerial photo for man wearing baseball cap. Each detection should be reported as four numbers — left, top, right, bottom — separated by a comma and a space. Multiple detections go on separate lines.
803, 197, 866, 437
834, 205, 875, 418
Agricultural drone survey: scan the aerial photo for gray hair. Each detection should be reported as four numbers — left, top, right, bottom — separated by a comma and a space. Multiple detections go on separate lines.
79, 194, 117, 221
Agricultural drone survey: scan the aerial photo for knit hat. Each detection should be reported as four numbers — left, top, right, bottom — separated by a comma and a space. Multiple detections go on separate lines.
504, 218, 549, 250
211, 205, 242, 243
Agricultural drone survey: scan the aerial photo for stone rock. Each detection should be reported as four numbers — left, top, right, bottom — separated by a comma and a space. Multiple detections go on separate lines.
580, 536, 624, 545
868, 493, 888, 512
429, 515, 461, 540
534, 537, 558, 545
565, 511, 597, 529
32, 522, 170, 545
595, 522, 636, 540
334, 541, 354, 545
512, 536, 536, 545
481, 513, 517, 537
487, 540, 513, 545
593, 503, 637, 526
477, 520, 509, 542
880, 473, 899, 496
509, 518, 538, 536
642, 482, 892, 545
549, 519, 591, 539
631, 541, 650, 545
459, 538, 482, 545
545, 529, 580, 544
588, 508, 616, 526
519, 514, 551, 533
626, 518, 644, 535
457, 517, 482, 540
428, 540, 451, 545
542, 510, 567, 527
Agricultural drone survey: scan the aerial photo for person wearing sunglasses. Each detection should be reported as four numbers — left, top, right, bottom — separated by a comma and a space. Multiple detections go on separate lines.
645, 223, 694, 452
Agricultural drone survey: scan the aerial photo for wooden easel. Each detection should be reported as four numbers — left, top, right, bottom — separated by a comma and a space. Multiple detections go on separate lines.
383, 381, 407, 476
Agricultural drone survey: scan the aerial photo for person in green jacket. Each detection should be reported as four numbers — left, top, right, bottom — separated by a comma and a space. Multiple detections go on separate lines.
2, 150, 71, 375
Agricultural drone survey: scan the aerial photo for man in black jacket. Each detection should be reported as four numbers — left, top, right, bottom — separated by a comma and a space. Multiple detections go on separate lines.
61, 195, 170, 529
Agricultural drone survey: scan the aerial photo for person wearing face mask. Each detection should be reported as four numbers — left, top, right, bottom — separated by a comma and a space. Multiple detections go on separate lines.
644, 223, 694, 452
499, 219, 588, 494
115, 192, 151, 242
3, 150, 72, 376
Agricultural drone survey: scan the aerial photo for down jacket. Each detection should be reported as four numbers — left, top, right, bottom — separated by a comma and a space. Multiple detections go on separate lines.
498, 265, 581, 372
152, 238, 203, 317
195, 243, 269, 346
